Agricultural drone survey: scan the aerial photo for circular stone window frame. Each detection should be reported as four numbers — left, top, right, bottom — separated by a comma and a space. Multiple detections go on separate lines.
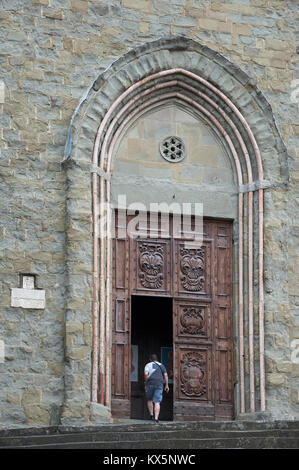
159, 135, 186, 163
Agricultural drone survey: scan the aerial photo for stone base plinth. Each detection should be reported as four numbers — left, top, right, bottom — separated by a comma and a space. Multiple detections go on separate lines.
236, 411, 273, 422
60, 401, 112, 426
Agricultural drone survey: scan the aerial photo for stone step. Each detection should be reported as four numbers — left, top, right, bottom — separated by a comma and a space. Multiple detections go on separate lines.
1, 419, 298, 437
3, 436, 299, 450
1, 428, 299, 448
1, 421, 298, 449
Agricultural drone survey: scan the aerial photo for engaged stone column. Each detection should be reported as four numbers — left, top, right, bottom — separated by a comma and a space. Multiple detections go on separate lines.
60, 158, 111, 425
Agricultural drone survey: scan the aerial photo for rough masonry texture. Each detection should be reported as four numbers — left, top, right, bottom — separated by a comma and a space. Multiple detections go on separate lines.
0, 0, 298, 426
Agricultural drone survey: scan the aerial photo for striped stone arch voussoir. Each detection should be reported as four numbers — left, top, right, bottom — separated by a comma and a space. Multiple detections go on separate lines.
67, 36, 289, 185
61, 36, 289, 424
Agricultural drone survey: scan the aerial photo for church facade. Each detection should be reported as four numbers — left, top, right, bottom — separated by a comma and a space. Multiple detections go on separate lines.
0, 0, 298, 426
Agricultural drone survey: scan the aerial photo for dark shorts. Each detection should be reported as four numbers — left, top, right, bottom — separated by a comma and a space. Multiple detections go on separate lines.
145, 384, 163, 403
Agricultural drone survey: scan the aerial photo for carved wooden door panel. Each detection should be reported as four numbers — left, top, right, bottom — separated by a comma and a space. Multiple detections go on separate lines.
111, 211, 130, 417
130, 237, 172, 297
173, 220, 233, 421
173, 298, 214, 420
214, 222, 234, 420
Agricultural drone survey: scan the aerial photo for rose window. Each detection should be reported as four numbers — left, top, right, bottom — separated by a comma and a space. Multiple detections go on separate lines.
159, 136, 185, 163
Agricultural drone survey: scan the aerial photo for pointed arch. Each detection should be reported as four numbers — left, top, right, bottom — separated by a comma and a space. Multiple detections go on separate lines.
63, 37, 289, 421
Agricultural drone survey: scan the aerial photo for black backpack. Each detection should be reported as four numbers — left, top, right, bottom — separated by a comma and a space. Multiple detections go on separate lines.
153, 361, 165, 383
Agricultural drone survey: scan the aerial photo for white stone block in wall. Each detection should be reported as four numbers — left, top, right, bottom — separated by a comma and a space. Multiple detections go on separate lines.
22, 276, 35, 289
11, 288, 46, 309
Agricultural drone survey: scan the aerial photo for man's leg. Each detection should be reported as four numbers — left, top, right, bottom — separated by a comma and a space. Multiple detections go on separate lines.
145, 385, 154, 419
152, 386, 163, 422
147, 400, 154, 417
153, 402, 160, 420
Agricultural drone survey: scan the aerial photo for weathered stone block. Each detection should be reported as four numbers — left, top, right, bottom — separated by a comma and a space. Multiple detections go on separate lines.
66, 321, 83, 335
198, 18, 232, 33
21, 388, 42, 405
276, 361, 292, 373
291, 389, 299, 404
47, 361, 64, 376
123, 0, 153, 13
83, 323, 91, 347
267, 373, 285, 386
291, 327, 299, 339
23, 404, 50, 425
6, 393, 20, 404
43, 6, 64, 20
61, 401, 90, 423
70, 0, 87, 13
291, 365, 299, 378
32, 0, 49, 5
90, 402, 112, 424
67, 346, 89, 361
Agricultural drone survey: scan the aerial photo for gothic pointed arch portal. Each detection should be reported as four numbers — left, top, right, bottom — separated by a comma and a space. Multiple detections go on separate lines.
63, 37, 289, 423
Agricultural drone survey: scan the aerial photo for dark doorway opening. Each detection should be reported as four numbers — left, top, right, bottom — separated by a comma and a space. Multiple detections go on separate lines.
130, 295, 173, 421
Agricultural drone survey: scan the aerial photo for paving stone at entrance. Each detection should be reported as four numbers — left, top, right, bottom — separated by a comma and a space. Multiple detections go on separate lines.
0, 421, 298, 449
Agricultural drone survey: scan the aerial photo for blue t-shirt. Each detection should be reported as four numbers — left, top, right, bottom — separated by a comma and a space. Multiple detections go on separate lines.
144, 361, 167, 386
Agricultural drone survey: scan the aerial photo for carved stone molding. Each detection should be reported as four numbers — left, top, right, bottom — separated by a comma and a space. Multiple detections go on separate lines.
180, 248, 205, 292
180, 351, 206, 397
138, 243, 164, 289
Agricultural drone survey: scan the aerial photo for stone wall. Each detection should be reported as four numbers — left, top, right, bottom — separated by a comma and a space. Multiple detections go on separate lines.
0, 0, 298, 425
112, 104, 237, 217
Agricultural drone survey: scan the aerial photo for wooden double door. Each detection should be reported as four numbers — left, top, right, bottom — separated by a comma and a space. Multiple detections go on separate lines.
111, 212, 234, 421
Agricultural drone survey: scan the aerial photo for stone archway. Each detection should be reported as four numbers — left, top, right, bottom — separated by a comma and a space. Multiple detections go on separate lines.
62, 36, 289, 425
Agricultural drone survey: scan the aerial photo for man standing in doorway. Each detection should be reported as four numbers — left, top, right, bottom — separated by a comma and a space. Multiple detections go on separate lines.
144, 354, 169, 423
